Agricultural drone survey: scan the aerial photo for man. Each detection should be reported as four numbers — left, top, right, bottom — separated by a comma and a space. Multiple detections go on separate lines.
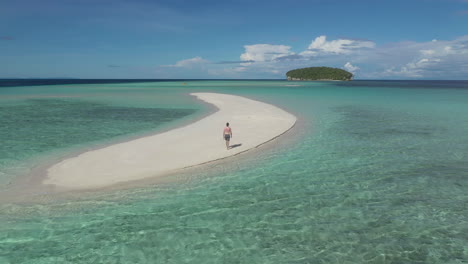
223, 122, 233, 150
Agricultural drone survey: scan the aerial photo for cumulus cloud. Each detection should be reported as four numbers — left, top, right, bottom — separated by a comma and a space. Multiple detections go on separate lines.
383, 58, 442, 78
344, 62, 359, 73
369, 35, 468, 79
234, 36, 375, 78
240, 44, 293, 63
239, 35, 468, 79
301, 35, 375, 56
421, 49, 436, 56
159, 35, 468, 79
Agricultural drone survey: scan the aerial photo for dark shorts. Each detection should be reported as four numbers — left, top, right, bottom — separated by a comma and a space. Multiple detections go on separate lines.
224, 134, 231, 141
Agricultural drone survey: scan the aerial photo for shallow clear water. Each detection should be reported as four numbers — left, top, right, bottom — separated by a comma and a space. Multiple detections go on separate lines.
0, 82, 207, 186
0, 80, 467, 263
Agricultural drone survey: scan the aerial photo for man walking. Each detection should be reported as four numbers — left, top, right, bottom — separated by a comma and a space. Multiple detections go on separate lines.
223, 122, 233, 150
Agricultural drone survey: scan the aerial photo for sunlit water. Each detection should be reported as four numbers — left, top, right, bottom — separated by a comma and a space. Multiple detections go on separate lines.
0, 80, 467, 263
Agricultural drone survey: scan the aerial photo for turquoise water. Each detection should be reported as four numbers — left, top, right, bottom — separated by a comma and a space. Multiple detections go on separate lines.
1, 80, 467, 263
0, 82, 207, 187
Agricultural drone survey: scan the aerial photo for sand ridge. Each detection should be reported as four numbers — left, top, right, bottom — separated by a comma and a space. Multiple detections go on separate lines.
43, 93, 297, 190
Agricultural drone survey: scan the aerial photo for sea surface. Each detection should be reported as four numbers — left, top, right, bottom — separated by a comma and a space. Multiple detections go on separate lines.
0, 80, 467, 263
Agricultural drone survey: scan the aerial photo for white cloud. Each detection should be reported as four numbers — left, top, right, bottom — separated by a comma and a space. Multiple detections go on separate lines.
421, 49, 436, 55
301, 35, 375, 56
298, 35, 468, 79
383, 58, 443, 78
165, 56, 209, 68
240, 44, 293, 63
371, 35, 468, 78
344, 62, 360, 73
158, 35, 468, 79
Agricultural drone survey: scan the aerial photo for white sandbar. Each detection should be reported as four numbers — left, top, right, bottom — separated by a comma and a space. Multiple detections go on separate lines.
43, 93, 297, 190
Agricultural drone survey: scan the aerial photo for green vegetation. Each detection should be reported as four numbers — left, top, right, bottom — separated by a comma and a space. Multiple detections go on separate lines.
286, 66, 353, 81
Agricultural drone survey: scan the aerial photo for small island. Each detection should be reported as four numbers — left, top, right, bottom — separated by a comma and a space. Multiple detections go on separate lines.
286, 66, 353, 81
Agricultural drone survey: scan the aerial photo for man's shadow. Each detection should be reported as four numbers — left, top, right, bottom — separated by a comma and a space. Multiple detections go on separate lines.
229, 143, 242, 149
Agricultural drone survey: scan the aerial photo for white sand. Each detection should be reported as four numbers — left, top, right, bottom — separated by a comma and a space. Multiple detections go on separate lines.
43, 93, 297, 190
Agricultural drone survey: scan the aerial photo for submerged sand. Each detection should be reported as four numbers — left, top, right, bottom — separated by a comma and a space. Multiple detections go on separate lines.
43, 93, 296, 190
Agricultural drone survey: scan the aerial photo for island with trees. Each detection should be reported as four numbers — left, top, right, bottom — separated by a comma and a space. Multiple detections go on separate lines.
286, 67, 353, 81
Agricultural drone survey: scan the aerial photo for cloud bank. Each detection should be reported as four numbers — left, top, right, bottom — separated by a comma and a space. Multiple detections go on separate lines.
161, 35, 468, 79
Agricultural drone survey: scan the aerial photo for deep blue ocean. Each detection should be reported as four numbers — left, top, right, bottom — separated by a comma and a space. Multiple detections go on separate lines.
0, 79, 467, 263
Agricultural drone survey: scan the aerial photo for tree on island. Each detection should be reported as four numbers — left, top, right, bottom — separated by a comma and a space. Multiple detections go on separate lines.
286, 67, 353, 81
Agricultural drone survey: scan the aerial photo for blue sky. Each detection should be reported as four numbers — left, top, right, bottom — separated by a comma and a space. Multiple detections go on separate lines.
1, 0, 467, 79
